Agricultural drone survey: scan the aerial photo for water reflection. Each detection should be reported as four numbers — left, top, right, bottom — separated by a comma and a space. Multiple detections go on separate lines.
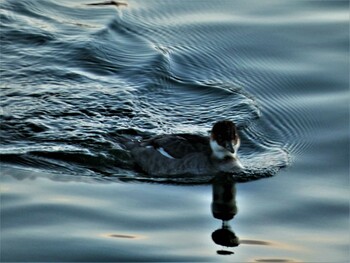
211, 174, 239, 255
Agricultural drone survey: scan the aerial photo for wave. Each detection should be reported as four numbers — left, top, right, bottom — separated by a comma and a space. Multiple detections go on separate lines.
0, 0, 318, 184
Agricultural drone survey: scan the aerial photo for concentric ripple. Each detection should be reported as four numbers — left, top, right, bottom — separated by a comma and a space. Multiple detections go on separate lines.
0, 0, 321, 183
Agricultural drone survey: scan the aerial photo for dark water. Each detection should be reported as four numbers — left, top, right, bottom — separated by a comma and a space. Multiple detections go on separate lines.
1, 0, 349, 262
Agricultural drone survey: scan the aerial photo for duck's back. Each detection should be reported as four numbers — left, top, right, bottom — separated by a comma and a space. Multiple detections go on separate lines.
142, 134, 211, 158
129, 134, 214, 176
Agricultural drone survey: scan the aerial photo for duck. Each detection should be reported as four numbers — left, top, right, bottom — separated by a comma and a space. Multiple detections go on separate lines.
127, 120, 243, 176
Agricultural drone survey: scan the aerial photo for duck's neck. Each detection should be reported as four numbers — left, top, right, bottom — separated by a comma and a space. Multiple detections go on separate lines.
210, 139, 244, 171
210, 139, 236, 160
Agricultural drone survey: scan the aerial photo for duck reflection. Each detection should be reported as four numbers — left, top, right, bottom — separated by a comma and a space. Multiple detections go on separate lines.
211, 174, 239, 255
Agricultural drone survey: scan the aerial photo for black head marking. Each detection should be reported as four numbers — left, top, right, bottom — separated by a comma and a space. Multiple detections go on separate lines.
211, 120, 238, 146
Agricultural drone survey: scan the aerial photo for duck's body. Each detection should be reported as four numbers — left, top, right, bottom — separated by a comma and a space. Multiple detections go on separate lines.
128, 121, 243, 176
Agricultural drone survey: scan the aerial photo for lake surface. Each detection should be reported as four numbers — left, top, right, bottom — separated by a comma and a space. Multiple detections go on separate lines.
0, 0, 349, 262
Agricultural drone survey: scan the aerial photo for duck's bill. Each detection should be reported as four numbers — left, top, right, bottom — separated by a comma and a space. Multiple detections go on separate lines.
224, 142, 235, 154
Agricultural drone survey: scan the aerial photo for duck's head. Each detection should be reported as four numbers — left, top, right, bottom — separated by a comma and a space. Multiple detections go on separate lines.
210, 120, 241, 161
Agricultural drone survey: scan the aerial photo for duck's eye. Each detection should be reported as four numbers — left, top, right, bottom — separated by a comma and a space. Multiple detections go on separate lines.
217, 136, 224, 143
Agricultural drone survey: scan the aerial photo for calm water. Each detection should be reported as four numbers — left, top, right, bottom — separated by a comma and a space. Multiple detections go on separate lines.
0, 0, 349, 262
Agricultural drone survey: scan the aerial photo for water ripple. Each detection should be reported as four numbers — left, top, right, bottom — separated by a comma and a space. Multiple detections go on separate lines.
0, 0, 326, 183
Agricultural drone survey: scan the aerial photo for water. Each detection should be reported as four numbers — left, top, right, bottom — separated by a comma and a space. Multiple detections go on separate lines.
0, 0, 349, 261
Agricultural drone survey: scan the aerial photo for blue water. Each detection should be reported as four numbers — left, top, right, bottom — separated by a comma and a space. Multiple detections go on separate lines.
1, 0, 349, 262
